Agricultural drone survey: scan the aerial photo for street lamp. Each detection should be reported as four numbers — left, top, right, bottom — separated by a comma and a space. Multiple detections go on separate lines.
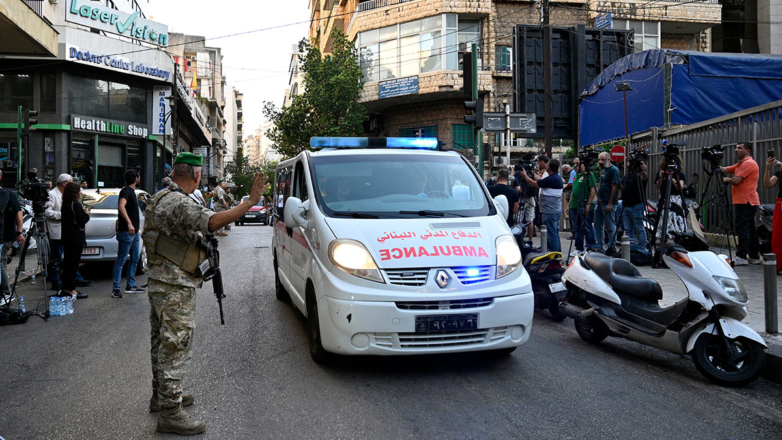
614, 81, 633, 145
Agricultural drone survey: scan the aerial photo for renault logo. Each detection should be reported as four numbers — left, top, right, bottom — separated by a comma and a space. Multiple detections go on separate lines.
435, 270, 450, 289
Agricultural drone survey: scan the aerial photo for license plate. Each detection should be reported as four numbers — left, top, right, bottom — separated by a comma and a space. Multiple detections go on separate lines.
82, 247, 100, 255
549, 282, 567, 293
415, 314, 478, 333
245, 214, 256, 218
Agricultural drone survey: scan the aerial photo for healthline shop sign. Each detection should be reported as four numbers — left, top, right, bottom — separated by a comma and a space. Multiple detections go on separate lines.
66, 0, 169, 46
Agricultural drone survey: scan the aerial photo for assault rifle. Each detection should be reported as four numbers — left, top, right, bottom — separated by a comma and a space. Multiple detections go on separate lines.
198, 236, 226, 325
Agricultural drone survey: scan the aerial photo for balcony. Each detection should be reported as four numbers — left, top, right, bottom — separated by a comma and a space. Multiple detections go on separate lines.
348, 0, 491, 38
357, 0, 415, 13
359, 71, 492, 112
0, 0, 58, 56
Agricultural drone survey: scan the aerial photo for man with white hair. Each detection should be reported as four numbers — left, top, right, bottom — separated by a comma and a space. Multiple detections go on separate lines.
45, 173, 91, 296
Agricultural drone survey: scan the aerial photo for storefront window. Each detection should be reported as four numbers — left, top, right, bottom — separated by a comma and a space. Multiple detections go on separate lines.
40, 73, 56, 113
69, 75, 147, 124
127, 142, 142, 171
71, 135, 95, 188
98, 141, 125, 188
0, 137, 18, 189
0, 73, 34, 113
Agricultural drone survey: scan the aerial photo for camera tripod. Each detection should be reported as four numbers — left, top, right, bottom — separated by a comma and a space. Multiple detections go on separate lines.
699, 162, 737, 262
7, 201, 52, 320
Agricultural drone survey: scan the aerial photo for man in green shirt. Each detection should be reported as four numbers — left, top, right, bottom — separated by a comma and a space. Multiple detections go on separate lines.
569, 162, 597, 253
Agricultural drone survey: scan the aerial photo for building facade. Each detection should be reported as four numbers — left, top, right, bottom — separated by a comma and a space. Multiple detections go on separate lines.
223, 87, 243, 164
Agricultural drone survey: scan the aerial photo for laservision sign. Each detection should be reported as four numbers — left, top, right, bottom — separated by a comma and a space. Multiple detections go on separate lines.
66, 0, 169, 46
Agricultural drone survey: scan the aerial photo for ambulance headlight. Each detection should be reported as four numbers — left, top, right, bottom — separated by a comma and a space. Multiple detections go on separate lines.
496, 235, 521, 279
328, 240, 384, 283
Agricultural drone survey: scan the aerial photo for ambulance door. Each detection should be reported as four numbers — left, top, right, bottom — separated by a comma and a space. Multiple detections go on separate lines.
273, 165, 292, 289
289, 159, 311, 299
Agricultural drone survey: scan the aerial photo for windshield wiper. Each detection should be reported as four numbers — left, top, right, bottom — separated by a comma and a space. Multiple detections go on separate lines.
399, 210, 446, 217
332, 211, 380, 219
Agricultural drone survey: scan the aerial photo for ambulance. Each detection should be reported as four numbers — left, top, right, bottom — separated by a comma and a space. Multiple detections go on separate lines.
272, 137, 534, 362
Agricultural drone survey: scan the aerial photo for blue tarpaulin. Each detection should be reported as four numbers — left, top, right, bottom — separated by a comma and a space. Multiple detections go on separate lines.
579, 50, 782, 147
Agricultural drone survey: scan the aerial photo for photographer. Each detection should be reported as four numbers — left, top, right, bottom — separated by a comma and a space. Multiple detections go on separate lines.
719, 142, 761, 266
521, 159, 564, 252
595, 152, 621, 254
622, 157, 649, 252
763, 154, 782, 272
655, 156, 686, 195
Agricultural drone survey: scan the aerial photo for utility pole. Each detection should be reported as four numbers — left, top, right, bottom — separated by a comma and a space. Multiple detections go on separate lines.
505, 102, 511, 166
471, 43, 482, 177
16, 106, 22, 184
172, 63, 179, 156
542, 0, 553, 157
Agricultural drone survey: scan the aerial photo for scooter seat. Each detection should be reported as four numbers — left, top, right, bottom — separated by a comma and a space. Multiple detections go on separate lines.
584, 253, 663, 302
523, 251, 560, 266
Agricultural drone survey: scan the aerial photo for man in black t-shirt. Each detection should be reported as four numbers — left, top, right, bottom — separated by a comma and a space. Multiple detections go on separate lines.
621, 158, 649, 251
0, 172, 20, 301
488, 168, 520, 227
112, 169, 144, 298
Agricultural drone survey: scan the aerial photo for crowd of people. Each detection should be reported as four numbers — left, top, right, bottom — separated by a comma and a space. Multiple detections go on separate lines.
486, 142, 782, 272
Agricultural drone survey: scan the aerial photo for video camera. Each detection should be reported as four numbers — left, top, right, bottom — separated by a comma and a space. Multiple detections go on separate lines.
578, 146, 599, 166
18, 171, 49, 212
515, 154, 537, 173
628, 145, 650, 172
701, 144, 725, 167
662, 140, 683, 169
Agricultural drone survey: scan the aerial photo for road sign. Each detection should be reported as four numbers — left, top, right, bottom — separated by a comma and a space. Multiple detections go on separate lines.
595, 13, 612, 29
611, 145, 625, 163
481, 113, 537, 133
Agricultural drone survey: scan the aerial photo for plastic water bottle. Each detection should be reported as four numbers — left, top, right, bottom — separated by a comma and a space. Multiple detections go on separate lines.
48, 297, 55, 315
30, 273, 36, 284
59, 298, 67, 316
18, 296, 25, 313
66, 297, 74, 315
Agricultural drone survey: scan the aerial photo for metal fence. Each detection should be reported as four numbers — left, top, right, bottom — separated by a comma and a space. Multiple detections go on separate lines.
356, 0, 416, 13
21, 0, 44, 18
628, 99, 782, 232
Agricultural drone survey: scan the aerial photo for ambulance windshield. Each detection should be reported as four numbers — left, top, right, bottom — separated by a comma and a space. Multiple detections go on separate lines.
311, 153, 493, 219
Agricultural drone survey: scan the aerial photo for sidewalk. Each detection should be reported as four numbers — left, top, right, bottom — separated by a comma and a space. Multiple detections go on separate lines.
535, 229, 782, 384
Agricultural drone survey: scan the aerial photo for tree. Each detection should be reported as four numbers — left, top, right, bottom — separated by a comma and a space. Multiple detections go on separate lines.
223, 146, 275, 200
263, 29, 367, 159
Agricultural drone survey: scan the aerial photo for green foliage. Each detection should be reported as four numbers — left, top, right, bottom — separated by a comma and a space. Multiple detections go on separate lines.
564, 147, 575, 159
263, 29, 367, 159
223, 147, 275, 199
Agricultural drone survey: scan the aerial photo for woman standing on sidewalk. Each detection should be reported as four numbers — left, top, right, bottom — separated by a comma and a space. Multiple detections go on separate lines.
763, 155, 782, 273
60, 182, 90, 299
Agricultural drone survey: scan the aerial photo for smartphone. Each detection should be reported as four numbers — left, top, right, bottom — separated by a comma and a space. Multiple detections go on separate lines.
769, 149, 776, 159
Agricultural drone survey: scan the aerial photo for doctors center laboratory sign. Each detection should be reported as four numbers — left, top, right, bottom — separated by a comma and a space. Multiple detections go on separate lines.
66, 0, 169, 46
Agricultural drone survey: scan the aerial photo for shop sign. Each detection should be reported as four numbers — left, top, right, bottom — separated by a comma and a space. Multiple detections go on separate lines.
379, 76, 419, 99
154, 86, 172, 136
66, 0, 169, 46
68, 46, 171, 81
71, 115, 149, 138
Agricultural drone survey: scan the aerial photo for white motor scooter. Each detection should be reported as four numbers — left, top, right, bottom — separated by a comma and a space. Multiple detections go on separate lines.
560, 246, 767, 387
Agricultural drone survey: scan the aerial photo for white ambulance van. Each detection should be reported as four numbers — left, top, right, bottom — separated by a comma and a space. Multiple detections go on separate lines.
272, 137, 534, 362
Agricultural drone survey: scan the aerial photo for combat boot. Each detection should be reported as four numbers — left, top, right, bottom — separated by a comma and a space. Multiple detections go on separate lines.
149, 392, 194, 412
156, 406, 206, 435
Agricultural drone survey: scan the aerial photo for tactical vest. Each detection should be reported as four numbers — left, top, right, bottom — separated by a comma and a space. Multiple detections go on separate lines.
142, 188, 207, 277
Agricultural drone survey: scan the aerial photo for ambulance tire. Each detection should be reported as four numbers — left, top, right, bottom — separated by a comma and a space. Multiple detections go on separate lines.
306, 287, 331, 364
273, 253, 289, 302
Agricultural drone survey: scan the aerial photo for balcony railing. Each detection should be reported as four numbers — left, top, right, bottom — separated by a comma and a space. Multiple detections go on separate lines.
356, 0, 415, 13
21, 0, 44, 18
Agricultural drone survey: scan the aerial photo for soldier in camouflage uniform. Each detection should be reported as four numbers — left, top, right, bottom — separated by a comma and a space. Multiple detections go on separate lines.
143, 152, 268, 435
212, 180, 229, 236
224, 188, 235, 230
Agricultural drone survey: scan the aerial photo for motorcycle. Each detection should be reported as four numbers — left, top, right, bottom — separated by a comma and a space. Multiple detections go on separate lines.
757, 204, 774, 253
511, 222, 567, 321
560, 247, 766, 386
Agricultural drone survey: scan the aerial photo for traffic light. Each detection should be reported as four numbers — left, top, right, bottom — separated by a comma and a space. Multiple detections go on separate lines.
23, 108, 38, 137
464, 98, 484, 130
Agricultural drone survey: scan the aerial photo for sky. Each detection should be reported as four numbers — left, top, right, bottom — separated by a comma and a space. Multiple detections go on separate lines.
149, 1, 311, 140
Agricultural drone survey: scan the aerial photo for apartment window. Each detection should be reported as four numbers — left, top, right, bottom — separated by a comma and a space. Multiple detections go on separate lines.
69, 76, 147, 124
458, 19, 481, 68
452, 124, 474, 149
40, 73, 56, 113
399, 125, 438, 138
0, 73, 33, 113
495, 45, 512, 71
358, 14, 479, 82
613, 20, 659, 51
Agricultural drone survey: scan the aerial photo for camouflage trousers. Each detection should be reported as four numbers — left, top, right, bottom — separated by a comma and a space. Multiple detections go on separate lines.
148, 278, 196, 409
214, 204, 228, 233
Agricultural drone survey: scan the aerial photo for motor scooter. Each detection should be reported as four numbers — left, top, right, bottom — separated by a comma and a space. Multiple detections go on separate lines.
757, 204, 774, 252
560, 246, 766, 386
511, 223, 567, 321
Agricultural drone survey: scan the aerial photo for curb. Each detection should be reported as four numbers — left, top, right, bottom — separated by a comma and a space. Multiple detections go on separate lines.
761, 333, 782, 384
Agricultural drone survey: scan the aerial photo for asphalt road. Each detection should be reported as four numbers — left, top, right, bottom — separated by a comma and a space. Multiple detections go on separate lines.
1, 224, 781, 439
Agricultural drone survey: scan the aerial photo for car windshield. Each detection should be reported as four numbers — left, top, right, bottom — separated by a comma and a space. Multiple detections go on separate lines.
310, 153, 492, 219
83, 194, 119, 210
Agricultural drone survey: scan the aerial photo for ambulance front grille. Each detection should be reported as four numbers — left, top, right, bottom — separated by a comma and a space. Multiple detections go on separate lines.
395, 298, 494, 310
385, 269, 428, 286
372, 327, 510, 349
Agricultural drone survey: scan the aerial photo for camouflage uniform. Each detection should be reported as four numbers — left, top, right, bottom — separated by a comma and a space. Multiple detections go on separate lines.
143, 181, 215, 410
212, 185, 228, 234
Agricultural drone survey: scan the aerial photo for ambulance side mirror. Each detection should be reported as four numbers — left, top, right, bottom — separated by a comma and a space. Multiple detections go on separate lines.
493, 195, 509, 221
284, 197, 309, 229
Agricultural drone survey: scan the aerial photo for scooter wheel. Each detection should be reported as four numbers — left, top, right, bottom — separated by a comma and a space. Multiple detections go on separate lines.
574, 317, 609, 343
691, 335, 765, 387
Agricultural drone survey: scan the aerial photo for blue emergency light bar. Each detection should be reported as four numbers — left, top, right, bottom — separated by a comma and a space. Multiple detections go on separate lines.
310, 137, 440, 150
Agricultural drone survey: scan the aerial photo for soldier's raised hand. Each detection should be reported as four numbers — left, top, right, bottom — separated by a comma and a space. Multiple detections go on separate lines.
248, 173, 270, 205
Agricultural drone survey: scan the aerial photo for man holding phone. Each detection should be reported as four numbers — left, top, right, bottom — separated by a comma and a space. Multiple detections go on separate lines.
763, 150, 782, 273
719, 142, 761, 266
